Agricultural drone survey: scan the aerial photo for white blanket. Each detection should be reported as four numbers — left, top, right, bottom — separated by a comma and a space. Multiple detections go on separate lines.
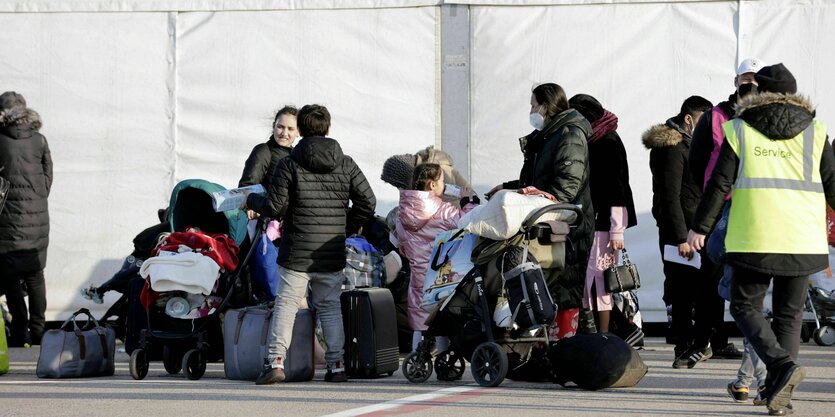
457, 190, 578, 240
139, 251, 220, 295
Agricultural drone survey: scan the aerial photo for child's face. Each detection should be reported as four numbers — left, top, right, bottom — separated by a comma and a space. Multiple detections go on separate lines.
432, 172, 445, 197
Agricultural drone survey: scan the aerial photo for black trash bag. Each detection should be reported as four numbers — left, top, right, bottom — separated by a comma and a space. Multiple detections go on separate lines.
549, 333, 647, 390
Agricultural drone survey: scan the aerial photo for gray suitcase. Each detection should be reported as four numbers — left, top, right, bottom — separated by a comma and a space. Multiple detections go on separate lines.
223, 306, 315, 382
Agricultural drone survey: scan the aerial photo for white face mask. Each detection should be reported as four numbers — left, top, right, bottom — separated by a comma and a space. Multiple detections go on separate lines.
529, 111, 545, 130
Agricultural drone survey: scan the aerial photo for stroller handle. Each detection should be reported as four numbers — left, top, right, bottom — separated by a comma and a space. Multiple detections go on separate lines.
521, 203, 584, 230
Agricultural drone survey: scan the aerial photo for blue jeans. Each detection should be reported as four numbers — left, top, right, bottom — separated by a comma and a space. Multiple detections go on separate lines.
736, 337, 766, 388
266, 266, 344, 367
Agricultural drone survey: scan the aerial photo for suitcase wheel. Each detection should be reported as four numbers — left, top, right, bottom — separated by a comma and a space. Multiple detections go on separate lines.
470, 342, 507, 387
182, 349, 206, 380
129, 348, 149, 380
402, 350, 433, 383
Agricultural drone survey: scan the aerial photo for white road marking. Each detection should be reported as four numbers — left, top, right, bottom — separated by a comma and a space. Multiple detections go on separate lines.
321, 385, 485, 417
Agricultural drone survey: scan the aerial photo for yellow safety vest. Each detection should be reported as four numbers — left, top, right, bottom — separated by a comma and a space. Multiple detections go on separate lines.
723, 118, 829, 254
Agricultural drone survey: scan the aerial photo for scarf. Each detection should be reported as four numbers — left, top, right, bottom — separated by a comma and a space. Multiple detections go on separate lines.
588, 110, 619, 144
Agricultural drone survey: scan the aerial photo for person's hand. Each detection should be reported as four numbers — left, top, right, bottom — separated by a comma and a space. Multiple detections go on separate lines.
609, 239, 624, 251
246, 209, 260, 220
677, 242, 694, 260
687, 230, 706, 253
485, 184, 503, 200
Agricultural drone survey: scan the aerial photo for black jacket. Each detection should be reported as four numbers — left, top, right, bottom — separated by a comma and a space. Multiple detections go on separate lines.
690, 95, 736, 191
503, 108, 594, 310
247, 136, 376, 272
588, 131, 637, 232
692, 92, 835, 276
238, 137, 292, 187
0, 107, 52, 273
643, 119, 701, 245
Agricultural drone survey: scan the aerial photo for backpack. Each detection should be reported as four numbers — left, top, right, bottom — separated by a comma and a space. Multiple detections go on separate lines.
343, 234, 384, 288
495, 245, 556, 329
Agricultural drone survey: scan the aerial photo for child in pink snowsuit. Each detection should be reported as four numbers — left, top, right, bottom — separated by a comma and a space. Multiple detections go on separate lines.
397, 163, 477, 350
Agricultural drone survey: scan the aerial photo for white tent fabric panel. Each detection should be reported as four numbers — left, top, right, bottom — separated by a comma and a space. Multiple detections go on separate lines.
737, 0, 835, 126
469, 2, 739, 321
0, 0, 442, 12
0, 12, 175, 317
174, 7, 437, 205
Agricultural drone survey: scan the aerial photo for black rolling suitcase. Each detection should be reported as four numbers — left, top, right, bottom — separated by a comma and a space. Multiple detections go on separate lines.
341, 288, 399, 378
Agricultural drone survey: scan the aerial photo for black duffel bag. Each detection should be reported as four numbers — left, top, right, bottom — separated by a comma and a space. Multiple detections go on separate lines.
549, 333, 647, 390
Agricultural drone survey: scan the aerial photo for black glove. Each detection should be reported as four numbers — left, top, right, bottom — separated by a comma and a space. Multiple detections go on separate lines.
460, 195, 480, 207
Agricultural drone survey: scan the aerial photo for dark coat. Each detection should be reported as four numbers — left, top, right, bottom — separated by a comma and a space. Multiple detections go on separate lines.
690, 95, 735, 191
503, 108, 594, 310
588, 131, 637, 232
692, 92, 835, 276
247, 136, 376, 273
238, 136, 292, 187
0, 107, 52, 274
643, 119, 701, 245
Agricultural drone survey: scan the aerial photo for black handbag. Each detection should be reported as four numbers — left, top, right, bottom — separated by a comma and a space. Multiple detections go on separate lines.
604, 249, 640, 293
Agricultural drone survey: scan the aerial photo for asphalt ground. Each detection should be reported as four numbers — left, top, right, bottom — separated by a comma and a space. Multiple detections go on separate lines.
1, 338, 833, 417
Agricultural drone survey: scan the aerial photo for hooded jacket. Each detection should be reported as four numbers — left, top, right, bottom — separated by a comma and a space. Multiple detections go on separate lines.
396, 190, 469, 330
247, 136, 376, 272
503, 108, 594, 310
692, 92, 835, 276
0, 106, 52, 272
238, 136, 292, 188
644, 118, 701, 245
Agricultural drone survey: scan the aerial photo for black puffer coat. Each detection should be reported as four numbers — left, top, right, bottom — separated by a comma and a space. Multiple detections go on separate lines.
0, 106, 52, 273
503, 108, 594, 310
643, 119, 701, 245
238, 136, 292, 187
247, 136, 376, 272
692, 92, 835, 276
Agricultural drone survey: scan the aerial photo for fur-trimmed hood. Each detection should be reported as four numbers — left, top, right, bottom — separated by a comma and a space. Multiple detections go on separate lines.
734, 92, 815, 139
0, 106, 42, 132
642, 119, 687, 149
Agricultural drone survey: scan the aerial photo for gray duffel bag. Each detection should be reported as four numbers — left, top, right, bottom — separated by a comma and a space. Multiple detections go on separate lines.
36, 308, 115, 378
224, 306, 315, 381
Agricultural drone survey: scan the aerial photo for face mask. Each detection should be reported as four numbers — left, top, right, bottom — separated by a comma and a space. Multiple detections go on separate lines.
737, 83, 758, 98
529, 111, 545, 130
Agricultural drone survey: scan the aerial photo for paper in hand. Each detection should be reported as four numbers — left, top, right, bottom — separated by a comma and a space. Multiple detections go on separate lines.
663, 245, 701, 269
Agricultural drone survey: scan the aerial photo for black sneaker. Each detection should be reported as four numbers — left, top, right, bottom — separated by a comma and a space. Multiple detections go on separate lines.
686, 345, 713, 368
767, 363, 804, 413
753, 385, 768, 406
623, 327, 644, 348
325, 362, 347, 383
712, 342, 743, 359
255, 358, 285, 385
672, 346, 689, 369
727, 382, 749, 402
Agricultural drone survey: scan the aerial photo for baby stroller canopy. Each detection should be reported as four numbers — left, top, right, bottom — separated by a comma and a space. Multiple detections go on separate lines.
168, 179, 247, 245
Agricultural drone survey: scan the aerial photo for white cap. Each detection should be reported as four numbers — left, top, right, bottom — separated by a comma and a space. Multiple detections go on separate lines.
737, 58, 765, 75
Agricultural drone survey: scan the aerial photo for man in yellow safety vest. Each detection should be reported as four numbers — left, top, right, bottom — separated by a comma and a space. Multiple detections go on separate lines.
687, 64, 835, 416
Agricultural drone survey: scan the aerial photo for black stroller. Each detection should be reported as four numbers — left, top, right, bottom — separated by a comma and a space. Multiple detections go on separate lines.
402, 203, 582, 387
129, 179, 255, 380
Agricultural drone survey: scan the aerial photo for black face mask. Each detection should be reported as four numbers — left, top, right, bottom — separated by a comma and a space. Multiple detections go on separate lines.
737, 83, 758, 98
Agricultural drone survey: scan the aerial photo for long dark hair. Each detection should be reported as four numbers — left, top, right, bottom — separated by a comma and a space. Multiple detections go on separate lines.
532, 83, 569, 123
412, 163, 442, 191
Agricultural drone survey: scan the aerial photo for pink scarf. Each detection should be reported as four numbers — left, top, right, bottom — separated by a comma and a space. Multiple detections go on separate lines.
588, 110, 619, 144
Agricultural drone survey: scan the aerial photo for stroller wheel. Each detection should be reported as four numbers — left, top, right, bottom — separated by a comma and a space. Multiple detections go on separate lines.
182, 349, 206, 380
402, 350, 433, 383
129, 348, 149, 380
470, 342, 508, 387
435, 350, 466, 381
813, 326, 835, 346
163, 345, 182, 375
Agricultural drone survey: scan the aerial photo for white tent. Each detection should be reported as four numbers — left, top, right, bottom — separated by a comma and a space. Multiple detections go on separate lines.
1, 0, 833, 321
